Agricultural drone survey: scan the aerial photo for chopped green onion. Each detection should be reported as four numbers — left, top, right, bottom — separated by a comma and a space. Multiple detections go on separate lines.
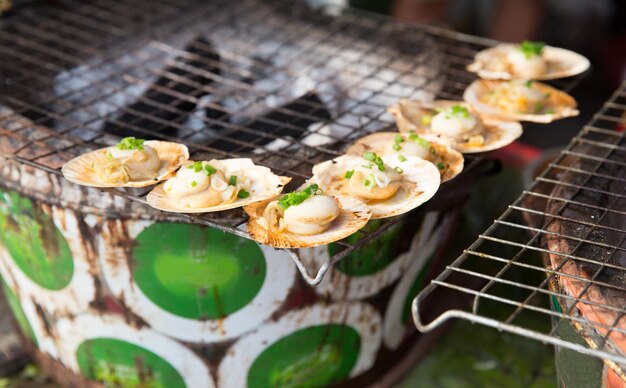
525, 80, 533, 88
394, 166, 404, 174
116, 136, 144, 151
449, 105, 470, 118
363, 152, 376, 161
543, 108, 555, 114
191, 180, 198, 187
361, 163, 373, 169
204, 164, 217, 176
408, 133, 418, 141
277, 184, 320, 210
534, 102, 544, 113
237, 189, 250, 199
344, 170, 354, 179
437, 162, 445, 170
394, 134, 405, 144
430, 146, 437, 155
106, 152, 113, 160
362, 152, 385, 172
189, 161, 203, 172
519, 40, 545, 59
398, 155, 407, 162
392, 143, 402, 151
229, 175, 237, 186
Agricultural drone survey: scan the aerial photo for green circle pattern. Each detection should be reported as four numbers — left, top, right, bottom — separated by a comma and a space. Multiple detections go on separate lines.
0, 189, 74, 290
76, 338, 185, 388
1, 279, 37, 345
330, 220, 403, 277
132, 223, 267, 320
247, 324, 361, 388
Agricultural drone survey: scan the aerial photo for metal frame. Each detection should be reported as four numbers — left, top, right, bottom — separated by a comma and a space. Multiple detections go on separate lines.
413, 82, 626, 366
0, 0, 581, 285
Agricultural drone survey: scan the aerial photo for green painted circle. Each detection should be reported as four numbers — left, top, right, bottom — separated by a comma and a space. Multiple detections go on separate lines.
0, 189, 74, 290
1, 279, 37, 345
247, 324, 360, 388
132, 223, 267, 320
76, 338, 185, 388
330, 220, 403, 277
401, 254, 434, 324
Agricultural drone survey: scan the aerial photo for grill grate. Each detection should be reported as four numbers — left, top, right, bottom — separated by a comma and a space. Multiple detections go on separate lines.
0, 0, 580, 285
413, 81, 626, 372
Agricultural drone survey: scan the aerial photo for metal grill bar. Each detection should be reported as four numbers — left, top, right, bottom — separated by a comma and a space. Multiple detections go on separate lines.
413, 81, 626, 369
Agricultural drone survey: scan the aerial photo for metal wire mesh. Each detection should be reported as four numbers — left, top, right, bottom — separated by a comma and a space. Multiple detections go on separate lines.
0, 0, 580, 285
413, 81, 626, 373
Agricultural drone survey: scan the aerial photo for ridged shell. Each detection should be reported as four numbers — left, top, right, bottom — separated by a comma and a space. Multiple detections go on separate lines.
146, 158, 290, 213
311, 154, 440, 219
463, 80, 579, 123
61, 140, 189, 188
467, 44, 590, 80
388, 100, 523, 153
244, 195, 371, 248
346, 132, 464, 182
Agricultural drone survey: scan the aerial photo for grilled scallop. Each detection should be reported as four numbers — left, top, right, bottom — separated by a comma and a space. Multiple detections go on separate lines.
463, 79, 579, 123
347, 132, 464, 182
310, 153, 440, 219
245, 184, 371, 248
62, 138, 189, 188
467, 41, 590, 80
147, 158, 290, 213
388, 100, 522, 153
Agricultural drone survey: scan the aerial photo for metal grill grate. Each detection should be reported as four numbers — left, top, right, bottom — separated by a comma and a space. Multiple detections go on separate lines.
0, 0, 580, 285
413, 81, 626, 373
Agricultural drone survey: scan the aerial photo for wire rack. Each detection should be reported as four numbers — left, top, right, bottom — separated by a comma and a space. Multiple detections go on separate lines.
0, 0, 581, 285
413, 81, 626, 371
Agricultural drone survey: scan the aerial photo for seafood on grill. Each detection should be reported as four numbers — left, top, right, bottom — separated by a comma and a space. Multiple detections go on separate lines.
147, 158, 289, 213
463, 79, 579, 123
309, 152, 440, 219
467, 40, 590, 80
388, 100, 522, 153
245, 183, 371, 248
61, 137, 189, 188
346, 132, 464, 182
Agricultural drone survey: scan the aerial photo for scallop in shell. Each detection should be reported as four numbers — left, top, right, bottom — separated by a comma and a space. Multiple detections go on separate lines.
244, 194, 371, 249
463, 79, 578, 123
387, 100, 522, 153
346, 132, 464, 182
147, 158, 290, 213
61, 140, 189, 188
310, 154, 440, 219
467, 43, 590, 80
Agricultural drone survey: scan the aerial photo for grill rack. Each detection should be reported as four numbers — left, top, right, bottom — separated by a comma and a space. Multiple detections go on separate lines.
413, 81, 626, 370
0, 0, 581, 285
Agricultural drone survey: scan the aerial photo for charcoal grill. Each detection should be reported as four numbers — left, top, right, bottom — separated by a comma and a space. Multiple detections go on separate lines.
0, 0, 519, 285
413, 81, 626, 383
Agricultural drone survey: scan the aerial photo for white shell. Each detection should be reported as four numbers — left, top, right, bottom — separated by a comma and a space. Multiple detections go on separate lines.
467, 44, 590, 80
245, 195, 371, 249
311, 154, 440, 219
388, 100, 523, 153
147, 158, 290, 213
61, 140, 189, 188
346, 132, 464, 182
463, 80, 579, 123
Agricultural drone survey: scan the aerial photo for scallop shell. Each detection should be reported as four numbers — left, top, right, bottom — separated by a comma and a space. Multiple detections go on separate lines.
463, 80, 579, 123
62, 140, 189, 188
467, 44, 590, 80
244, 195, 371, 249
147, 158, 291, 213
387, 100, 523, 153
311, 154, 440, 219
346, 132, 464, 182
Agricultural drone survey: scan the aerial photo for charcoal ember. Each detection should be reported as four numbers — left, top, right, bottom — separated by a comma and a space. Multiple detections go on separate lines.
206, 92, 331, 153
102, 37, 220, 139
545, 135, 626, 356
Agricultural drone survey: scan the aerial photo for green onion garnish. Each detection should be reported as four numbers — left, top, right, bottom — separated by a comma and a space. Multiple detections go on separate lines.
398, 155, 407, 162
191, 181, 198, 187
116, 137, 144, 151
106, 152, 113, 160
437, 162, 445, 170
204, 164, 217, 176
392, 143, 402, 151
277, 184, 320, 210
519, 40, 545, 59
344, 170, 354, 179
394, 134, 405, 144
363, 151, 385, 172
525, 80, 533, 88
229, 175, 237, 186
189, 161, 203, 172
394, 166, 404, 174
237, 189, 250, 199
